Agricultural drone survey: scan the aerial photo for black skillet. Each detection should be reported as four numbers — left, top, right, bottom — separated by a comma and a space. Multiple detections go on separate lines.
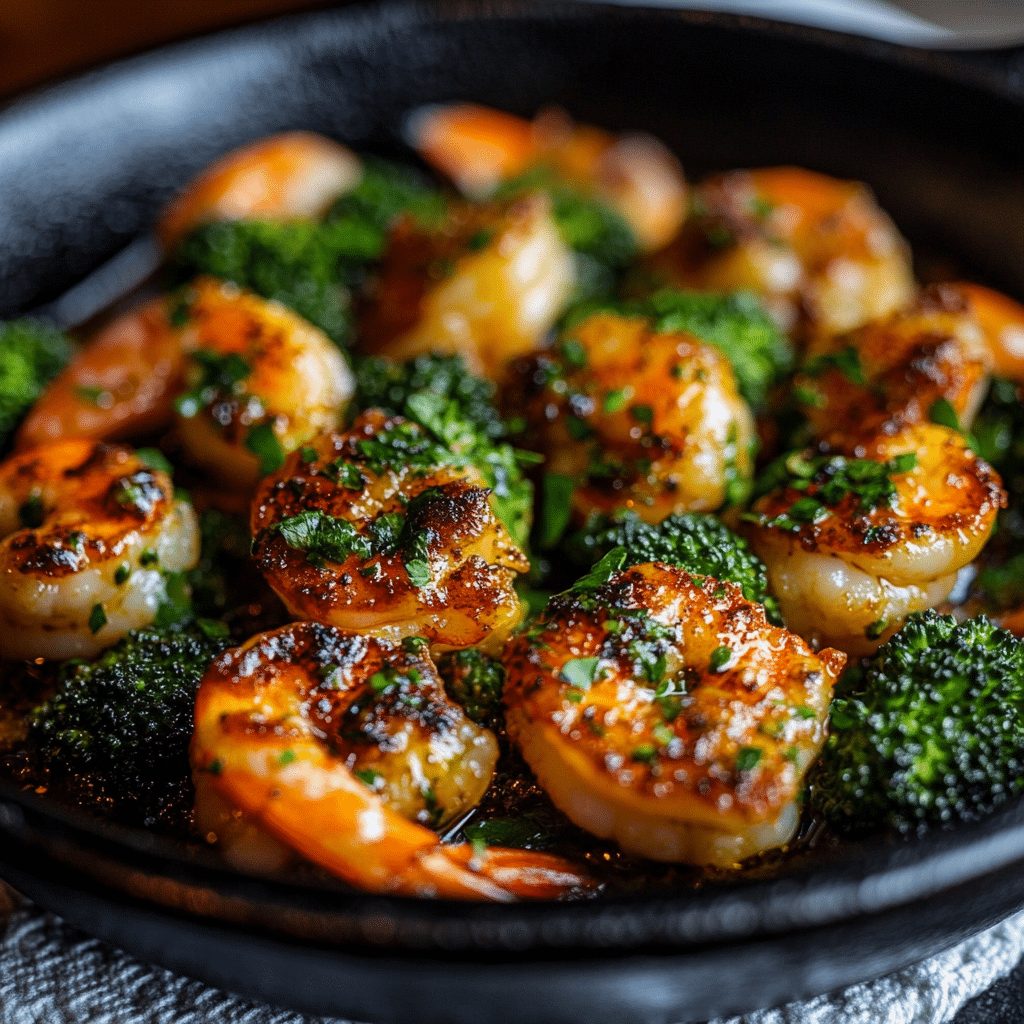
1, 3, 1024, 1022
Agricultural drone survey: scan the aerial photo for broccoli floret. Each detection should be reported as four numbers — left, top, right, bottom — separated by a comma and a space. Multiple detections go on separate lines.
29, 622, 229, 773
496, 166, 638, 303
436, 648, 505, 722
184, 508, 254, 618
353, 354, 535, 549
170, 159, 445, 345
0, 319, 71, 450
811, 611, 1024, 834
567, 510, 782, 623
972, 376, 1024, 526
170, 219, 365, 343
566, 289, 792, 411
325, 157, 446, 234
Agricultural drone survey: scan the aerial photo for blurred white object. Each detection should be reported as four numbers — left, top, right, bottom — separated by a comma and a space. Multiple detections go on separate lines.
599, 0, 1024, 48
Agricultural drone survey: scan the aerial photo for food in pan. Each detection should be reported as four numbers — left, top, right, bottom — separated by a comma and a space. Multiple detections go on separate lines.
3, 102, 1024, 900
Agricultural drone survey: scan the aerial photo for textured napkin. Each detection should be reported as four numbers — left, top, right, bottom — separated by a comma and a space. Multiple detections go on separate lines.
1, 887, 1023, 1024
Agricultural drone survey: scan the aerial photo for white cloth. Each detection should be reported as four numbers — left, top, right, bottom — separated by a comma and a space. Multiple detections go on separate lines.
1, 899, 1022, 1024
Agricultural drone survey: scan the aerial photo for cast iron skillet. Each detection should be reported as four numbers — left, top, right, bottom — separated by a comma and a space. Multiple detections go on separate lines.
1, 3, 1024, 1022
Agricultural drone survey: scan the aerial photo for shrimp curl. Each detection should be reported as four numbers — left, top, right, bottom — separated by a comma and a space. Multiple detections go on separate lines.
191, 621, 594, 899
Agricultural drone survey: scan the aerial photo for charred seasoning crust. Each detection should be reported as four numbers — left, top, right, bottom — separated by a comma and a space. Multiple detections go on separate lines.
204, 622, 459, 749
504, 564, 842, 822
748, 443, 1005, 557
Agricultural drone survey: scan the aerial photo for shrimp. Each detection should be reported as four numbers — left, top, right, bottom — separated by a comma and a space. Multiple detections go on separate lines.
408, 103, 687, 252
508, 310, 755, 524
358, 194, 575, 381
954, 282, 1024, 383
0, 439, 200, 661
503, 562, 845, 867
158, 132, 362, 251
651, 167, 914, 341
250, 411, 530, 653
744, 422, 1005, 655
794, 284, 992, 440
16, 298, 184, 450
191, 621, 593, 899
173, 277, 354, 491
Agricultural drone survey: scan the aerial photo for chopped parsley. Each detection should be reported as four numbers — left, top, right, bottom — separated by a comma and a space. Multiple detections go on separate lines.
88, 603, 107, 635
560, 656, 600, 690
539, 472, 575, 549
735, 746, 763, 772
803, 345, 866, 385
748, 449, 918, 530
244, 422, 285, 476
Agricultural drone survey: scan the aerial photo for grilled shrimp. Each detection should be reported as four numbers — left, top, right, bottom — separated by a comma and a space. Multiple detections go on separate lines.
503, 562, 845, 867
359, 194, 575, 381
16, 298, 184, 449
652, 167, 914, 340
510, 310, 755, 524
408, 103, 687, 251
191, 621, 593, 898
0, 440, 200, 661
250, 411, 530, 653
744, 423, 1005, 655
159, 132, 362, 251
173, 277, 353, 491
794, 284, 992, 440
955, 282, 1024, 383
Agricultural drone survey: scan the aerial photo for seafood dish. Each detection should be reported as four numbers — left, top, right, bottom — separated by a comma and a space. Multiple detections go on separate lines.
3, 103, 1024, 903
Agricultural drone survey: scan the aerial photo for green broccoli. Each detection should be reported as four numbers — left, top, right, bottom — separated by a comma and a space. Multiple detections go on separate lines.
565, 288, 792, 411
567, 510, 782, 624
0, 319, 72, 450
324, 156, 446, 235
29, 622, 229, 773
972, 376, 1024, 526
170, 159, 445, 345
436, 648, 505, 723
353, 353, 535, 549
811, 611, 1024, 834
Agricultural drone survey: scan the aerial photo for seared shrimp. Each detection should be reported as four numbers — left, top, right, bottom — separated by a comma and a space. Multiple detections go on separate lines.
250, 411, 530, 653
794, 284, 992, 440
744, 423, 1005, 654
173, 277, 353, 491
503, 562, 845, 867
651, 167, 914, 340
408, 103, 687, 252
159, 132, 362, 251
16, 298, 184, 450
955, 282, 1024, 383
510, 310, 755, 524
359, 195, 575, 381
192, 621, 592, 898
0, 440, 200, 661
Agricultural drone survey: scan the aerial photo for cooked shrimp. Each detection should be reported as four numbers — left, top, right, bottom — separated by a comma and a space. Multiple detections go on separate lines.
250, 411, 530, 653
359, 194, 575, 381
503, 562, 845, 867
191, 621, 593, 898
794, 284, 991, 440
16, 298, 184, 450
744, 422, 1005, 655
408, 103, 687, 252
954, 282, 1024, 383
173, 277, 353, 491
0, 439, 200, 661
651, 167, 914, 340
508, 310, 755, 524
158, 132, 362, 251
